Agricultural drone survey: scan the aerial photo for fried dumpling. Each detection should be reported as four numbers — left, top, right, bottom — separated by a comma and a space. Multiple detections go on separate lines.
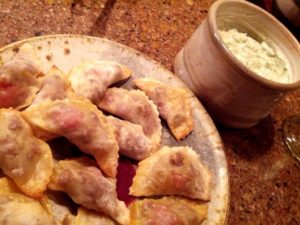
0, 56, 42, 109
0, 177, 56, 225
0, 109, 54, 198
48, 157, 129, 225
134, 78, 194, 140
32, 65, 72, 105
98, 88, 162, 152
75, 207, 117, 225
130, 146, 212, 201
29, 66, 72, 141
130, 196, 208, 225
22, 98, 119, 177
107, 116, 152, 161
69, 60, 131, 103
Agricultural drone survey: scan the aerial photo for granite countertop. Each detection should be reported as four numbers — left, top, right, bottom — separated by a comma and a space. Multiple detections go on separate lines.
0, 0, 299, 224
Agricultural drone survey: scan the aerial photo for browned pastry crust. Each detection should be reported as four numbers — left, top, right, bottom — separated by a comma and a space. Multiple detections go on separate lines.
134, 78, 194, 140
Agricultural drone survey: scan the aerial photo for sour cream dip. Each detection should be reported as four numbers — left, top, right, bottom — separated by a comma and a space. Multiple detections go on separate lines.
219, 29, 290, 83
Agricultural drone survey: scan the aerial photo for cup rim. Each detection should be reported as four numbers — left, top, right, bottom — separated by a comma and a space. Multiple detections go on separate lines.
207, 0, 300, 91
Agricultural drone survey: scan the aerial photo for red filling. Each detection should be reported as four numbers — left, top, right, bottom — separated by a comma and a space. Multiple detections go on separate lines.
116, 157, 137, 206
0, 81, 26, 108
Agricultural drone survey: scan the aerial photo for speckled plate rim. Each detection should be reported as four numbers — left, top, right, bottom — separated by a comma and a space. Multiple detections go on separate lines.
0, 34, 229, 225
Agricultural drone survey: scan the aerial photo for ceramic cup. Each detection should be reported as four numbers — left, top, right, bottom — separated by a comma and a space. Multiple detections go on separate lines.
174, 0, 300, 128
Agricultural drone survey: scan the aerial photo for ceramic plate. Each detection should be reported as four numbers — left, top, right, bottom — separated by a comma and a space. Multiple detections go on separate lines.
0, 35, 229, 225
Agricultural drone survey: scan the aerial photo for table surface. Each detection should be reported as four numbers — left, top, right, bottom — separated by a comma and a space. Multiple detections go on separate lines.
0, 0, 299, 224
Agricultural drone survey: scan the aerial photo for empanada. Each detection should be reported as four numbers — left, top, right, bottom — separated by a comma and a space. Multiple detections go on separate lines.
69, 60, 131, 103
48, 157, 129, 225
0, 177, 56, 225
98, 88, 162, 152
29, 66, 73, 141
130, 146, 212, 201
0, 56, 42, 109
0, 109, 54, 198
75, 207, 117, 225
134, 78, 194, 140
32, 65, 72, 105
22, 98, 119, 177
130, 196, 208, 225
107, 116, 152, 161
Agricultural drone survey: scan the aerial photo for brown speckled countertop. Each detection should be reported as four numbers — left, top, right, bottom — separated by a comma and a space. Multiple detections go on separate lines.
0, 0, 299, 224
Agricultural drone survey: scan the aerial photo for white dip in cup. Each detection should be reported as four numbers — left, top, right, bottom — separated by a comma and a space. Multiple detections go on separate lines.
174, 0, 300, 128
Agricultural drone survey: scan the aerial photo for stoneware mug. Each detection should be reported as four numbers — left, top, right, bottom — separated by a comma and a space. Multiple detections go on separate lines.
174, 0, 300, 128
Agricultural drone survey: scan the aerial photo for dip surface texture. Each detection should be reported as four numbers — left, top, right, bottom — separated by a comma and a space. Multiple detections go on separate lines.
219, 29, 290, 83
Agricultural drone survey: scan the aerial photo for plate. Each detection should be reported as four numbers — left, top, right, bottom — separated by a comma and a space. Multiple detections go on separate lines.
0, 35, 229, 225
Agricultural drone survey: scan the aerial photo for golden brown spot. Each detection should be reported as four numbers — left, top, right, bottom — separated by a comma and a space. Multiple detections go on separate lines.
173, 115, 185, 127
64, 40, 69, 44
47, 41, 51, 45
12, 47, 19, 53
64, 48, 70, 55
170, 152, 184, 166
37, 46, 42, 50
46, 55, 52, 61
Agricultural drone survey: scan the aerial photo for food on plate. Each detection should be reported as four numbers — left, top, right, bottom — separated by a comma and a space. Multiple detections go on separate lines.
107, 116, 152, 161
98, 88, 162, 152
75, 207, 117, 225
129, 196, 208, 225
219, 28, 290, 83
69, 60, 131, 103
0, 177, 56, 225
130, 146, 212, 201
29, 65, 74, 141
0, 109, 54, 198
48, 157, 129, 225
32, 65, 72, 105
22, 98, 119, 177
0, 55, 42, 109
0, 44, 215, 225
134, 78, 194, 140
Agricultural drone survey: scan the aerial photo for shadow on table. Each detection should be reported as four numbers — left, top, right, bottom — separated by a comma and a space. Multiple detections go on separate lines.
218, 116, 275, 160
89, 0, 117, 36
